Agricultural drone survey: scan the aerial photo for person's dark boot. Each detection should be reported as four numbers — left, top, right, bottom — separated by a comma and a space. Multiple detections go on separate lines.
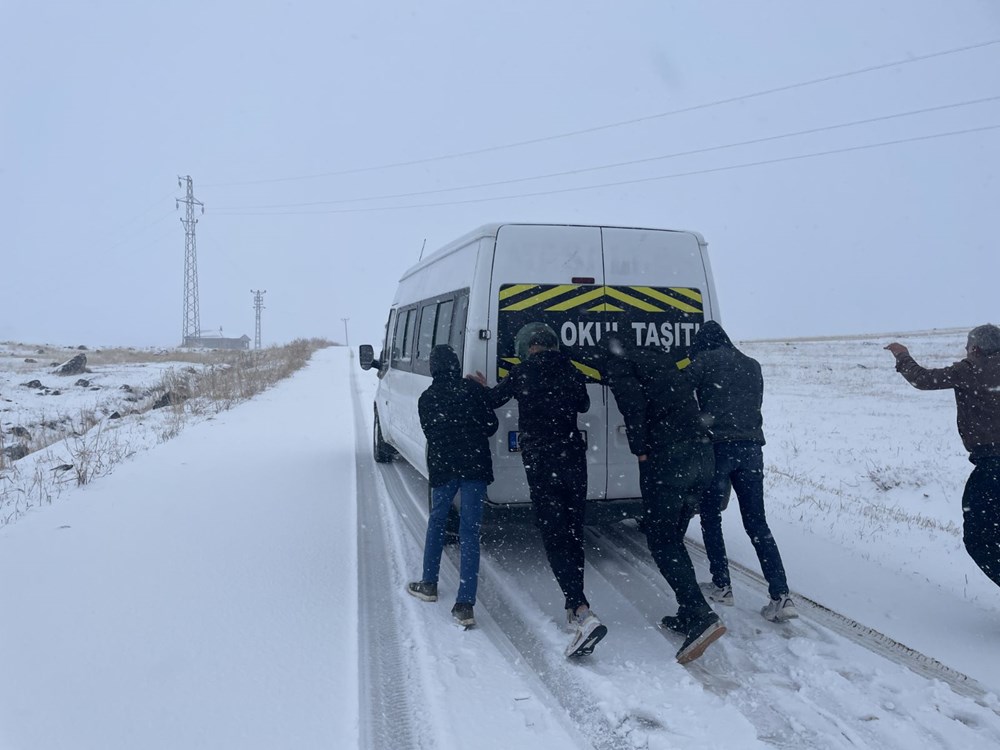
451, 602, 475, 628
406, 581, 438, 602
675, 611, 726, 664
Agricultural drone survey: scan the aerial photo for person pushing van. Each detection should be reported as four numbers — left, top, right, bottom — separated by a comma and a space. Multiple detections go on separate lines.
685, 321, 798, 623
472, 325, 608, 658
407, 345, 499, 628
598, 333, 727, 664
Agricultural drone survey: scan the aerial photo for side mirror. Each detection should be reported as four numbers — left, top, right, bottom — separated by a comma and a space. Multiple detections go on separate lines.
359, 344, 375, 370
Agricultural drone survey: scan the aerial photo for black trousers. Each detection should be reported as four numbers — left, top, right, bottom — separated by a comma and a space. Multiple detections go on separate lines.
522, 434, 589, 612
640, 442, 715, 619
699, 441, 789, 599
963, 456, 1000, 589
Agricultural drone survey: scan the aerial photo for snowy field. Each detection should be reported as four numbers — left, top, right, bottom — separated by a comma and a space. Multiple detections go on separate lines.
0, 331, 998, 750
0, 342, 195, 451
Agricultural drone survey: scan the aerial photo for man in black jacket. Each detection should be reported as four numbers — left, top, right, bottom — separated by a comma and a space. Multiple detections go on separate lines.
407, 345, 499, 628
686, 321, 797, 623
600, 335, 726, 663
476, 326, 608, 658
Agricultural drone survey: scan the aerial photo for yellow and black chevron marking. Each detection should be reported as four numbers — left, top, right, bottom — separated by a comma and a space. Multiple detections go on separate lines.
498, 355, 602, 381
499, 284, 702, 314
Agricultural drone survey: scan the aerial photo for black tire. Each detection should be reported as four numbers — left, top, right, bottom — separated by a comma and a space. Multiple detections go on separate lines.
427, 482, 461, 545
373, 408, 396, 463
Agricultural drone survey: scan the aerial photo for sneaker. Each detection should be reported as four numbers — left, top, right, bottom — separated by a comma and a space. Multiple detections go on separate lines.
761, 594, 799, 622
565, 609, 608, 658
406, 581, 438, 602
451, 602, 475, 628
659, 613, 690, 635
676, 612, 726, 664
699, 581, 734, 606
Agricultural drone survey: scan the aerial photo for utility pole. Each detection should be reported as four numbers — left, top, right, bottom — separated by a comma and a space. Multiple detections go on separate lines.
341, 317, 350, 347
251, 289, 267, 349
177, 175, 204, 346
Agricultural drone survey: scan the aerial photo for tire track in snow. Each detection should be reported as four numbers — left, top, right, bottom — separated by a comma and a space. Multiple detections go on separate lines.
592, 523, 1000, 744
351, 368, 423, 750
608, 523, 996, 707
377, 461, 640, 750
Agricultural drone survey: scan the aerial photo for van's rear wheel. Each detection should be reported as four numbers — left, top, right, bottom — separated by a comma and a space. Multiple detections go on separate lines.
373, 408, 396, 463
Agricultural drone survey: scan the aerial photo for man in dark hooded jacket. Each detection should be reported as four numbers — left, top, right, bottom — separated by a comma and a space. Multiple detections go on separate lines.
685, 321, 797, 623
476, 325, 608, 658
599, 334, 727, 664
407, 345, 499, 628
886, 324, 1000, 590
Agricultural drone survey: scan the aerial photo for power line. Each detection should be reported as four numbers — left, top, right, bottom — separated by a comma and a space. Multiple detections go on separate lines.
211, 94, 1000, 211
201, 37, 1000, 188
209, 123, 1000, 216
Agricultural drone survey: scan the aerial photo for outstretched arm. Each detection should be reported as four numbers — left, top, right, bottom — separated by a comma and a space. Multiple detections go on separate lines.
885, 343, 969, 390
466, 368, 517, 409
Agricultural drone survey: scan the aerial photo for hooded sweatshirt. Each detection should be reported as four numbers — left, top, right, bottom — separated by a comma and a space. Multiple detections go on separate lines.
684, 321, 766, 445
418, 345, 499, 486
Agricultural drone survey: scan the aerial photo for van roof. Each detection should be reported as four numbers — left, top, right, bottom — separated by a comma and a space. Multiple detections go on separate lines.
399, 222, 706, 282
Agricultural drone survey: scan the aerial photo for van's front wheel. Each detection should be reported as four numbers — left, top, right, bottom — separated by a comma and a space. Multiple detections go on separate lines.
373, 407, 396, 463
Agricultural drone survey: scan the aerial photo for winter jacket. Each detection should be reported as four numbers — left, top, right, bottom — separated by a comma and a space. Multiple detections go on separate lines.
602, 345, 711, 457
419, 346, 499, 487
484, 349, 589, 450
895, 351, 1000, 460
684, 321, 766, 445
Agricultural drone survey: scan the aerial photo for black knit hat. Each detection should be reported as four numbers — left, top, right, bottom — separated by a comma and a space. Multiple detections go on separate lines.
429, 344, 461, 378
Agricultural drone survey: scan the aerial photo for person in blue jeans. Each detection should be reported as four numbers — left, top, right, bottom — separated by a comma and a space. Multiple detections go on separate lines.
407, 345, 499, 628
686, 321, 798, 623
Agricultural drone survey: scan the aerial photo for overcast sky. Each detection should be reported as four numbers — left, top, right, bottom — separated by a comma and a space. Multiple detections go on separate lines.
2, 1, 998, 349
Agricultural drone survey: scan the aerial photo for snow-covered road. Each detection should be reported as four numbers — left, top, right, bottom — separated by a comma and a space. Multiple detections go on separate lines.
0, 348, 357, 750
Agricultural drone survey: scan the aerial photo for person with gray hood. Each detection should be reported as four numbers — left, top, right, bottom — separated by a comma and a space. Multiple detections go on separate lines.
685, 320, 798, 623
407, 345, 499, 628
886, 324, 1000, 591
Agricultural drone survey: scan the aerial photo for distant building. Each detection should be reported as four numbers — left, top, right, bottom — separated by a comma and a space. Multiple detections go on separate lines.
182, 335, 251, 350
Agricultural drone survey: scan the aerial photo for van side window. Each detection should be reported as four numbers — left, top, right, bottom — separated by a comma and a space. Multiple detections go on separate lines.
401, 309, 415, 360
434, 300, 453, 348
380, 310, 395, 373
387, 290, 467, 375
450, 293, 469, 357
416, 304, 436, 362
392, 308, 414, 368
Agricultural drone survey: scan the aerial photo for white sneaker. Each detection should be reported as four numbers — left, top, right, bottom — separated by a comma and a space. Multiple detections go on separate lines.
564, 609, 608, 658
761, 595, 799, 622
699, 582, 734, 606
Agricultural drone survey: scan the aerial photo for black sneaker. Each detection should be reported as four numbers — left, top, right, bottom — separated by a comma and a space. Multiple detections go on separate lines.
451, 603, 475, 628
659, 612, 691, 635
676, 612, 726, 665
406, 581, 438, 602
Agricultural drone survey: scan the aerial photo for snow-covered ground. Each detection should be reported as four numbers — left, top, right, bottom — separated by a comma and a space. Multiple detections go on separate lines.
0, 332, 998, 749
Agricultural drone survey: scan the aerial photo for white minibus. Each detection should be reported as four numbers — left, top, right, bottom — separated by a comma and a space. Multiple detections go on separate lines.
359, 223, 720, 522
